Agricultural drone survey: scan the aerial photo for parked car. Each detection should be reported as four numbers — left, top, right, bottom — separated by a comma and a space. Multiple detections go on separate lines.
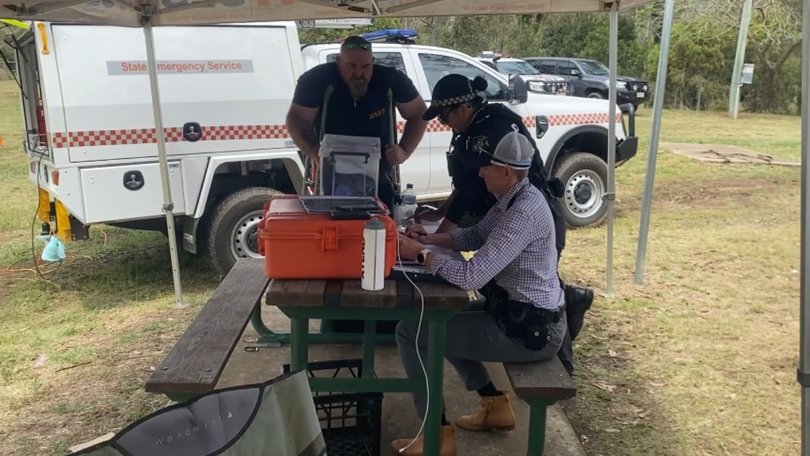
477, 54, 569, 96
523, 56, 648, 110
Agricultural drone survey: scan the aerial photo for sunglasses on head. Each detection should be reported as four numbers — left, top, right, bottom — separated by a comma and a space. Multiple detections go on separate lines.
343, 41, 371, 51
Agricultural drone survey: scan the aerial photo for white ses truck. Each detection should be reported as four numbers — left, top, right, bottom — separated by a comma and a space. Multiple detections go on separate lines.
12, 22, 638, 275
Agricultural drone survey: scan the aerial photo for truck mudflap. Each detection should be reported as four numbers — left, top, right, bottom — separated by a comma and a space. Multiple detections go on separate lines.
38, 189, 90, 242
616, 136, 638, 165
616, 102, 638, 165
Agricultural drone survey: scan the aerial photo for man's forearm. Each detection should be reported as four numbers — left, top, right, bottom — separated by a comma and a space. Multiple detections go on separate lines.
422, 232, 453, 249
286, 115, 319, 160
397, 118, 428, 158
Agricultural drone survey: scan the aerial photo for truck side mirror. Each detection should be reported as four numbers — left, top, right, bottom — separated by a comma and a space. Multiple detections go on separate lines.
507, 74, 528, 104
570, 69, 582, 78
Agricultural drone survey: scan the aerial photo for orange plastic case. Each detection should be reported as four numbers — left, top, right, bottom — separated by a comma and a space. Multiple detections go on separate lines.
259, 196, 398, 279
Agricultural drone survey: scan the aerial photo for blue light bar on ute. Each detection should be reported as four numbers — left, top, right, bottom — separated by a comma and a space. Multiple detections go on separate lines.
361, 28, 417, 42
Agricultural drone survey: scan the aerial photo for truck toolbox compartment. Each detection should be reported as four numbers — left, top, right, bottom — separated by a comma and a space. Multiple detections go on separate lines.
80, 161, 185, 223
260, 196, 397, 279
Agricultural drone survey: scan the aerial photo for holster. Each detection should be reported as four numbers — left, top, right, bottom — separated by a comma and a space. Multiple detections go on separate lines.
480, 282, 562, 351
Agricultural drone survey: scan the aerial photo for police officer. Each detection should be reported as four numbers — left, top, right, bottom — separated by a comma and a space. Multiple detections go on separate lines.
409, 73, 593, 375
285, 35, 428, 211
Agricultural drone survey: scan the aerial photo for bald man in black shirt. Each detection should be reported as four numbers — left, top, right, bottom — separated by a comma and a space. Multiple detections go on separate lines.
286, 35, 427, 210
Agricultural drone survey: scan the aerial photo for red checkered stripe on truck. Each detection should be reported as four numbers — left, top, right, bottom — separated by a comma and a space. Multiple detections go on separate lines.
410, 112, 622, 134
50, 125, 288, 148
49, 114, 621, 148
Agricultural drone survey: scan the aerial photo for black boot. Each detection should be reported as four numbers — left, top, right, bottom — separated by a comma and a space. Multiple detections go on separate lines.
564, 285, 594, 341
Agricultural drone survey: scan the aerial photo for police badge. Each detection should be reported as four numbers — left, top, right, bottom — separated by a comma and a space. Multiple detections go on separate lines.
470, 135, 490, 155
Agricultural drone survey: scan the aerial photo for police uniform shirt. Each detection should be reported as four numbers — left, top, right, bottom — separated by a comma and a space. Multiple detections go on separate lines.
292, 62, 420, 176
446, 103, 546, 224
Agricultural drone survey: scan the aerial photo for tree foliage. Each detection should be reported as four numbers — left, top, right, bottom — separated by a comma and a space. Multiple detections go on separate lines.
289, 0, 805, 114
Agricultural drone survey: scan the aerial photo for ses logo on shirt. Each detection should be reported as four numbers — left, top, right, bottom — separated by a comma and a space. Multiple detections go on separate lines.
369, 107, 387, 120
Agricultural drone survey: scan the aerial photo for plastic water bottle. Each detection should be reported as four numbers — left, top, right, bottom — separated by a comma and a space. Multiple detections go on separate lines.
399, 183, 417, 224
362, 218, 386, 291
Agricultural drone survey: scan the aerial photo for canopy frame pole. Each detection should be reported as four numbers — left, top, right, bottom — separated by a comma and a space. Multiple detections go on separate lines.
799, 1, 810, 454
634, 0, 674, 283
605, 0, 618, 296
144, 20, 185, 308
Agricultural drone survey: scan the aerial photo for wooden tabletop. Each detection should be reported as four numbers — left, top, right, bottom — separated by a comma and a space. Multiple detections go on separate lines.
266, 279, 471, 310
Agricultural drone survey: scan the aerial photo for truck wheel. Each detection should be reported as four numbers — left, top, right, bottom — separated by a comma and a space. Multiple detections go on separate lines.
587, 91, 606, 99
552, 152, 608, 228
207, 187, 281, 275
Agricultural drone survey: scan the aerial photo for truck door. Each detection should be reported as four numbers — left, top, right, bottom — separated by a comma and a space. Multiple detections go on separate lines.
556, 59, 584, 96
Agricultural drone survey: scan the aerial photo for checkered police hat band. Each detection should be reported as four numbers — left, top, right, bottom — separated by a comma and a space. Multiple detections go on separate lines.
433, 92, 477, 107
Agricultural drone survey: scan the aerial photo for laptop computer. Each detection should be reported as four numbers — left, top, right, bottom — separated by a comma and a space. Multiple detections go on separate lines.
390, 263, 449, 283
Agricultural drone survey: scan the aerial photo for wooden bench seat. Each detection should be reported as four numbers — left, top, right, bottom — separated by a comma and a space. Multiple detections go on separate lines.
145, 258, 269, 401
504, 356, 577, 456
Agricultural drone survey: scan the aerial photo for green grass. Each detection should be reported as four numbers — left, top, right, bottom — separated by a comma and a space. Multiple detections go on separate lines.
0, 79, 803, 455
560, 107, 801, 455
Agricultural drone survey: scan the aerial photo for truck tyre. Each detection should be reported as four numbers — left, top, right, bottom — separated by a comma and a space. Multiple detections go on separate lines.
552, 152, 608, 228
587, 91, 606, 99
207, 187, 281, 275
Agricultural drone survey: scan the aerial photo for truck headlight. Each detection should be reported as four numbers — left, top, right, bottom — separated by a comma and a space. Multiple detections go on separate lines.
528, 81, 546, 92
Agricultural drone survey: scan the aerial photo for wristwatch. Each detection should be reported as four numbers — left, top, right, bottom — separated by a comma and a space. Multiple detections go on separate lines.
417, 248, 431, 266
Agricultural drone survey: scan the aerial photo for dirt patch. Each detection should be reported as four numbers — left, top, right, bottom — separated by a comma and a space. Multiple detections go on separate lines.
627, 175, 785, 210
663, 142, 799, 166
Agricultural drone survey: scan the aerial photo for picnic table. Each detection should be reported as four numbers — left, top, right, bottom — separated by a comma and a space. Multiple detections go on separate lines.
145, 259, 577, 456
266, 278, 471, 456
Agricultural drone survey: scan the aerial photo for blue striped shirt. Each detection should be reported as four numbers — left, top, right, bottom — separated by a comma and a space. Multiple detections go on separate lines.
427, 178, 564, 311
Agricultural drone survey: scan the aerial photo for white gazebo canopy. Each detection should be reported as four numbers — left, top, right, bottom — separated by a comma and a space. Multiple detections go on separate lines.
2, 0, 653, 26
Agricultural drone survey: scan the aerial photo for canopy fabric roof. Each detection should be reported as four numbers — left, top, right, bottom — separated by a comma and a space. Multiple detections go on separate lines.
1, 0, 653, 27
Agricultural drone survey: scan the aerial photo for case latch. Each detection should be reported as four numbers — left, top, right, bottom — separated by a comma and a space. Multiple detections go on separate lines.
322, 227, 338, 251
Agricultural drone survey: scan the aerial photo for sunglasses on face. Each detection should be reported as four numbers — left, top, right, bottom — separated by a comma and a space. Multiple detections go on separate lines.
438, 104, 462, 124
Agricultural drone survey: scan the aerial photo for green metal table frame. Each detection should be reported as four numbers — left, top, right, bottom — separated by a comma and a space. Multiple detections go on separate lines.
251, 307, 397, 347
276, 306, 459, 456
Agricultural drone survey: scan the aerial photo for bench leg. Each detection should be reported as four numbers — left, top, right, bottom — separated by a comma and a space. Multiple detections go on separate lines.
525, 399, 555, 456
290, 318, 309, 371
423, 320, 447, 456
362, 320, 377, 378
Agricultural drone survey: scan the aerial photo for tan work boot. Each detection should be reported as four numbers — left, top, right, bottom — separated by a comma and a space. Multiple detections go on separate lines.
454, 393, 516, 432
390, 425, 456, 456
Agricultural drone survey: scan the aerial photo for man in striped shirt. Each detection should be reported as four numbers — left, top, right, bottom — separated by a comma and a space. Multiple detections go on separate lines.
390, 131, 567, 456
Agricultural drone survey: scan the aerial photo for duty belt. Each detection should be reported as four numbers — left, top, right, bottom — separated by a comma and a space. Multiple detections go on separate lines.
480, 282, 563, 351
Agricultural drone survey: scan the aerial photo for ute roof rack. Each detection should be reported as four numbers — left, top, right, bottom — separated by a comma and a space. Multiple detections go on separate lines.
361, 28, 417, 44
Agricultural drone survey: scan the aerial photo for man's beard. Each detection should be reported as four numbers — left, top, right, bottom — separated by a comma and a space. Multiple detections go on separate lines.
348, 79, 368, 99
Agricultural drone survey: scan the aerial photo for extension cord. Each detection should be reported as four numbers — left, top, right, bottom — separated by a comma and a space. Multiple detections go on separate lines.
395, 241, 428, 454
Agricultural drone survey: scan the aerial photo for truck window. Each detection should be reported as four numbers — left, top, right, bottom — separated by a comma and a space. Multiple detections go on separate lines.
418, 53, 505, 101
557, 60, 578, 76
326, 51, 407, 73
538, 61, 556, 74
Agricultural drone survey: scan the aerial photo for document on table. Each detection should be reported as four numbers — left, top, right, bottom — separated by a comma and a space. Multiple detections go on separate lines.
394, 244, 466, 278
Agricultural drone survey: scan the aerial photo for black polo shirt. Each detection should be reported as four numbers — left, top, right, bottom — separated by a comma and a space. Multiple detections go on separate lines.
292, 62, 420, 176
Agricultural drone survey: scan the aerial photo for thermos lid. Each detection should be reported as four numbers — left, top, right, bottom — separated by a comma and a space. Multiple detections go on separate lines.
365, 218, 385, 230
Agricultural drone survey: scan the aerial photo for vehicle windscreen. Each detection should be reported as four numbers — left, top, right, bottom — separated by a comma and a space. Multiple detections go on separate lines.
496, 60, 539, 75
577, 59, 609, 76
